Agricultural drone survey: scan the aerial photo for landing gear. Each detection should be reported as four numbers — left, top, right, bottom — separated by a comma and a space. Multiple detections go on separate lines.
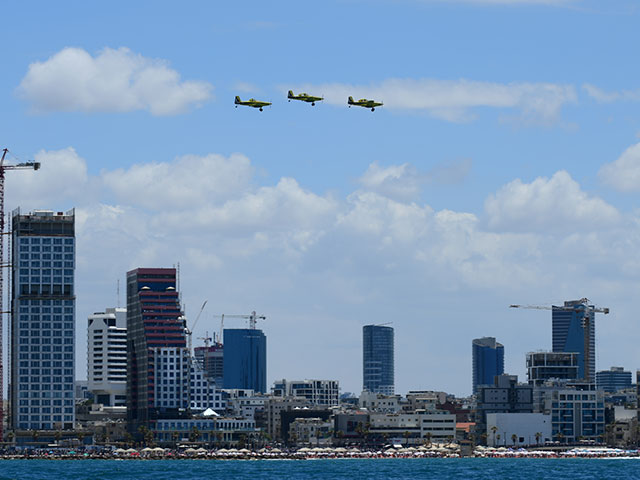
311, 102, 315, 106
259, 107, 263, 111
371, 107, 375, 111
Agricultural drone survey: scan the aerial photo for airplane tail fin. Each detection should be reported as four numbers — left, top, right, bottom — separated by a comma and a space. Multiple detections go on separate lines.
348, 96, 354, 104
288, 90, 294, 98
235, 96, 241, 104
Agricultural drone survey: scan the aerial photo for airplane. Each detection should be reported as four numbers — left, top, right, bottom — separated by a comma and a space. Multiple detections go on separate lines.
235, 96, 271, 111
348, 96, 383, 112
288, 90, 323, 106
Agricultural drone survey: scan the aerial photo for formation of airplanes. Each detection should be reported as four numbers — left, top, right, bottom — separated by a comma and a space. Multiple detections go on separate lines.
235, 91, 383, 112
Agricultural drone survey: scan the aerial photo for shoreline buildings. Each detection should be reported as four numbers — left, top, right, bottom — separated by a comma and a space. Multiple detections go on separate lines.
362, 324, 394, 395
10, 208, 76, 430
472, 337, 504, 394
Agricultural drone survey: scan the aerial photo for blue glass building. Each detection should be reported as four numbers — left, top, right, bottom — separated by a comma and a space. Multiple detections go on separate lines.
596, 367, 632, 393
472, 337, 504, 394
223, 329, 266, 393
552, 299, 595, 382
363, 325, 394, 395
10, 209, 76, 430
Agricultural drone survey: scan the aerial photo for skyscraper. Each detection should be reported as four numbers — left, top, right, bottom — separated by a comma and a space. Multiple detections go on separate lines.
552, 299, 595, 382
472, 337, 504, 394
126, 268, 189, 431
223, 328, 266, 393
10, 208, 76, 430
362, 324, 394, 395
87, 307, 127, 406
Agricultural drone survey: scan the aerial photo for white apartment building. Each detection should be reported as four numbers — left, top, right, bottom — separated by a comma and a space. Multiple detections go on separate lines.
87, 307, 127, 407
190, 360, 224, 412
368, 410, 456, 444
272, 379, 340, 407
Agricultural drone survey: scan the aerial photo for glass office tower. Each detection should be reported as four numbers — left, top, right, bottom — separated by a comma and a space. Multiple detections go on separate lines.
552, 299, 595, 382
472, 337, 504, 394
363, 324, 394, 395
223, 328, 266, 393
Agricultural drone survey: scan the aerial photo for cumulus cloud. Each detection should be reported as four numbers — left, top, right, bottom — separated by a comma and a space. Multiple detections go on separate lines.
485, 170, 620, 232
598, 143, 640, 192
103, 153, 254, 210
294, 78, 576, 122
5, 147, 92, 209
583, 84, 640, 103
17, 47, 212, 115
357, 159, 472, 202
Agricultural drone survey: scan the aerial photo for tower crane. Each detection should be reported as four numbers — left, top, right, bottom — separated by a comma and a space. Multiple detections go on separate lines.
509, 298, 609, 382
213, 310, 266, 346
0, 148, 40, 440
185, 300, 207, 353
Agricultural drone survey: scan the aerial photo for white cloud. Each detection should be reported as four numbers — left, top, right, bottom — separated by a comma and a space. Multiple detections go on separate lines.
5, 147, 91, 210
103, 153, 253, 210
598, 143, 640, 192
485, 170, 620, 232
295, 78, 576, 123
17, 47, 212, 115
583, 83, 640, 104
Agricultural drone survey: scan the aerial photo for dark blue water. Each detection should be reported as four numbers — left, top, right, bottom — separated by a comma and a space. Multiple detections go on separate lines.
0, 458, 637, 480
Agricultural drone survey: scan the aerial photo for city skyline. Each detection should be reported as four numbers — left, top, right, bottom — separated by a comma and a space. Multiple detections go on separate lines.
2, 1, 640, 397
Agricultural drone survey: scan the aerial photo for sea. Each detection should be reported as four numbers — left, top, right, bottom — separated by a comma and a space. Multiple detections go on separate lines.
0, 458, 639, 480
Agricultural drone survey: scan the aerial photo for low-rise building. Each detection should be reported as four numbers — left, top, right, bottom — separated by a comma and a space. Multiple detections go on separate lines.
272, 379, 340, 407
485, 412, 552, 447
359, 391, 402, 413
223, 389, 266, 420
264, 396, 312, 441
289, 417, 333, 446
153, 417, 257, 445
368, 409, 456, 445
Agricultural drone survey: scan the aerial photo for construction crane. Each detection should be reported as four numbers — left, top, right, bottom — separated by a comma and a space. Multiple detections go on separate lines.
0, 148, 40, 440
185, 300, 207, 353
509, 298, 609, 382
214, 310, 266, 345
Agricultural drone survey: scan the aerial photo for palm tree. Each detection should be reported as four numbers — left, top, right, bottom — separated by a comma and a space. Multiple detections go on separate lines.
424, 432, 432, 446
511, 434, 517, 447
6, 432, 15, 444
54, 430, 62, 445
496, 433, 501, 446
189, 426, 201, 443
535, 432, 542, 446
490, 426, 498, 447
171, 431, 179, 446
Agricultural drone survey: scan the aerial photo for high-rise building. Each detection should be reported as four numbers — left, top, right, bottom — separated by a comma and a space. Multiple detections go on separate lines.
194, 344, 223, 386
596, 367, 632, 393
552, 299, 596, 381
87, 307, 127, 407
223, 328, 266, 393
472, 337, 504, 394
10, 208, 76, 430
126, 268, 189, 431
362, 324, 394, 395
526, 351, 579, 387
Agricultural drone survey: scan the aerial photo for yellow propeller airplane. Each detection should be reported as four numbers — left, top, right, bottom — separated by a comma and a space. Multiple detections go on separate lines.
235, 96, 271, 111
348, 96, 383, 112
288, 90, 323, 106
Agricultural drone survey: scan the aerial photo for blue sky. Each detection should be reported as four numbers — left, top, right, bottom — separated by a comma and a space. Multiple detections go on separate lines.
2, 0, 640, 396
